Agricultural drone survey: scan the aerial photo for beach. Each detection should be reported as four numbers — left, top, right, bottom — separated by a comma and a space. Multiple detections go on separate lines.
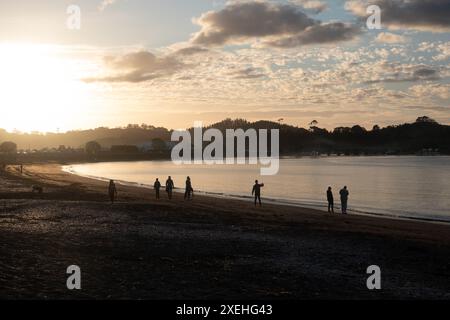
1, 163, 450, 299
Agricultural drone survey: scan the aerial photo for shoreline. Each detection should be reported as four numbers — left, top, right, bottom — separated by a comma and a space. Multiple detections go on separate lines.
62, 163, 450, 226
2, 163, 450, 299
4, 162, 450, 239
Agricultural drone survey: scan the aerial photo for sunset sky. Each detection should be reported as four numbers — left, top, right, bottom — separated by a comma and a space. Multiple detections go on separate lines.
0, 0, 449, 132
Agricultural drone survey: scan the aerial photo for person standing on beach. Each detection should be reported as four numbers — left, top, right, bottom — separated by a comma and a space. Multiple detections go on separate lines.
166, 176, 174, 200
154, 178, 161, 200
339, 186, 349, 214
184, 176, 193, 200
327, 186, 334, 213
108, 180, 118, 204
252, 180, 264, 206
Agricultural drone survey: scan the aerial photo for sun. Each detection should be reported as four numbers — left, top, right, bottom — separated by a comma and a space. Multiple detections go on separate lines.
0, 43, 93, 133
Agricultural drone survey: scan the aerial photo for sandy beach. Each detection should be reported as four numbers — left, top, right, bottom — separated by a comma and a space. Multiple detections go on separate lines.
1, 163, 450, 299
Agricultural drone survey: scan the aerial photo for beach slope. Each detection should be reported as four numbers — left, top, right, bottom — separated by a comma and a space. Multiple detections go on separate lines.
1, 164, 450, 299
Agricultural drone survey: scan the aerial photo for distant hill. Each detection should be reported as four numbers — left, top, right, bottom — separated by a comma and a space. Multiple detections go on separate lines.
0, 116, 449, 155
201, 116, 450, 155
0, 125, 171, 150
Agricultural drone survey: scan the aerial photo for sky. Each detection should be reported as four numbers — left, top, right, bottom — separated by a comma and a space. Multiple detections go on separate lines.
0, 0, 449, 132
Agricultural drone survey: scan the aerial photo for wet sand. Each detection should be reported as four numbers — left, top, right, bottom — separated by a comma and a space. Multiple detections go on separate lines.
1, 163, 450, 299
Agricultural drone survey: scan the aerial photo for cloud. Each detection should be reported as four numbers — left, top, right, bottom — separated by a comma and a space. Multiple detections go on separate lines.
191, 1, 360, 47
290, 0, 328, 14
84, 51, 185, 83
434, 42, 450, 61
171, 46, 210, 56
228, 67, 266, 79
99, 0, 117, 12
410, 84, 450, 100
346, 0, 450, 32
375, 32, 407, 44
365, 64, 441, 84
264, 22, 361, 48
404, 105, 449, 112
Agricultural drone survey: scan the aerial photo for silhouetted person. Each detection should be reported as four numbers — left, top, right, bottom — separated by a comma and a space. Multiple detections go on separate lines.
166, 176, 174, 200
154, 178, 161, 199
108, 180, 118, 204
252, 180, 264, 206
340, 186, 349, 214
327, 186, 334, 213
20, 164, 23, 174
184, 176, 193, 200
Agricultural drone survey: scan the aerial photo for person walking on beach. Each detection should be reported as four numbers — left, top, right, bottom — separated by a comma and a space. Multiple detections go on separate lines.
108, 180, 118, 204
252, 180, 264, 206
166, 176, 174, 200
339, 186, 349, 214
154, 178, 161, 200
184, 176, 193, 201
327, 186, 334, 213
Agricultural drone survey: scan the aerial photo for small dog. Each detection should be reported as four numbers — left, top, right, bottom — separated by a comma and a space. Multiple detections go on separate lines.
32, 185, 43, 194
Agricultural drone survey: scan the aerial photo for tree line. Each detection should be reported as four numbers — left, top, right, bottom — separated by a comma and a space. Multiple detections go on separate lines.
1, 116, 449, 156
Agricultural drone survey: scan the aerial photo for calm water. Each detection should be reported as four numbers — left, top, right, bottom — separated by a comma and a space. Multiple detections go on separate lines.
65, 156, 450, 222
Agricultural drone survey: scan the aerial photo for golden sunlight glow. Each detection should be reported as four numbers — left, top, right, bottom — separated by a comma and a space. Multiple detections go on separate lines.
0, 43, 93, 133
